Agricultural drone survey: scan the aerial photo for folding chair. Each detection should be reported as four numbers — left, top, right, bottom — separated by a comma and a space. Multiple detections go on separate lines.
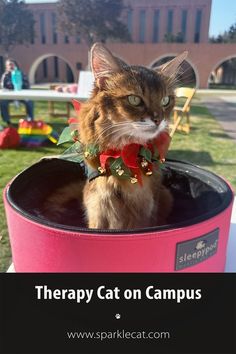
170, 87, 196, 137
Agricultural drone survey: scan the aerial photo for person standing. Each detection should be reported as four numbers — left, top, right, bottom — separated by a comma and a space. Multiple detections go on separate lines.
0, 59, 34, 125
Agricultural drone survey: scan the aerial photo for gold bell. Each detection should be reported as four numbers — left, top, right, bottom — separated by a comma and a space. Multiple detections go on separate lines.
130, 175, 138, 184
116, 167, 125, 176
141, 158, 148, 168
146, 169, 153, 176
71, 129, 79, 140
84, 151, 90, 158
98, 166, 106, 174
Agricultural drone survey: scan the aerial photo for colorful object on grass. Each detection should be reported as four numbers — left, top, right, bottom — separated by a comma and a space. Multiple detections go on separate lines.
0, 127, 20, 149
18, 119, 58, 147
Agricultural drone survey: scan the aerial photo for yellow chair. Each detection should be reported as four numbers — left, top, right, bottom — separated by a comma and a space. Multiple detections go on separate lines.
170, 87, 196, 137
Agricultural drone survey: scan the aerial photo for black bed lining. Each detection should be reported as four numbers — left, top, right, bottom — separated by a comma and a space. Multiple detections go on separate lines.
6, 158, 233, 234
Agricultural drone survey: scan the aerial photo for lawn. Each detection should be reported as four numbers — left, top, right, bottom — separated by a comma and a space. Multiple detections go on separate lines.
0, 97, 236, 272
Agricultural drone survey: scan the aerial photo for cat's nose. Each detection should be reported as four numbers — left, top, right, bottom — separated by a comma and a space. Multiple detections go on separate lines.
152, 112, 159, 123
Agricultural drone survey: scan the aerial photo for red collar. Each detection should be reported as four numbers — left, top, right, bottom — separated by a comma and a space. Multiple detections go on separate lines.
98, 131, 171, 185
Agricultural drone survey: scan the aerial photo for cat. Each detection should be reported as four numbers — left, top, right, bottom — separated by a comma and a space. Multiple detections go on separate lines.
44, 43, 187, 230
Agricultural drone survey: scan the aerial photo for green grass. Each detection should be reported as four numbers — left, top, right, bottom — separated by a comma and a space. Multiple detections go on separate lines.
0, 101, 71, 272
209, 83, 236, 90
168, 99, 236, 187
0, 97, 236, 272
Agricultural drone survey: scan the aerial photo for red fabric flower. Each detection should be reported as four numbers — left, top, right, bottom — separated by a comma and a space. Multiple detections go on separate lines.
100, 149, 121, 169
99, 144, 142, 170
68, 117, 78, 124
98, 132, 171, 185
154, 131, 171, 161
72, 99, 81, 115
121, 143, 141, 169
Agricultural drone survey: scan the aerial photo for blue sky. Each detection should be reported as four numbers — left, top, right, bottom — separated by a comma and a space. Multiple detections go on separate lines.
209, 0, 236, 36
25, 0, 236, 37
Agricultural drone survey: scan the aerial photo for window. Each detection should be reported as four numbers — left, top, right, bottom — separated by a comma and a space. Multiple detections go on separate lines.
181, 10, 187, 42
66, 64, 74, 83
76, 36, 80, 44
152, 9, 160, 43
40, 13, 46, 44
139, 10, 146, 43
76, 62, 82, 70
194, 9, 202, 43
167, 9, 173, 34
51, 13, 57, 44
127, 9, 133, 36
42, 59, 48, 78
54, 57, 59, 78
0, 56, 4, 77
30, 30, 34, 44
64, 35, 70, 44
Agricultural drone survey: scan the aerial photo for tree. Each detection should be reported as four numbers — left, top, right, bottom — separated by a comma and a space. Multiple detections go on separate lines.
228, 23, 236, 42
209, 22, 236, 43
57, 0, 131, 47
0, 0, 35, 56
163, 32, 184, 43
209, 34, 225, 43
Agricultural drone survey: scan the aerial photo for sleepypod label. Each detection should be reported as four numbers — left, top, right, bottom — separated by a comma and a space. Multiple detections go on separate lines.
175, 228, 219, 270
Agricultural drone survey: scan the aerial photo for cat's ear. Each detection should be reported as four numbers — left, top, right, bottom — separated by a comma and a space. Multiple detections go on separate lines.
114, 56, 128, 68
90, 43, 122, 86
155, 51, 188, 77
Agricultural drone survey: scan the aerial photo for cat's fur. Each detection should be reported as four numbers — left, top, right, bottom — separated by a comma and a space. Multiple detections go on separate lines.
44, 43, 187, 229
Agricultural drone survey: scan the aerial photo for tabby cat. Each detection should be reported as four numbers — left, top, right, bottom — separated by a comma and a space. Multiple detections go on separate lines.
44, 43, 187, 230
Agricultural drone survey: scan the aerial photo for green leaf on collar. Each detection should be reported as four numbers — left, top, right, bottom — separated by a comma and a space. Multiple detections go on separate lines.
85, 144, 100, 157
57, 126, 73, 145
109, 157, 132, 178
139, 146, 152, 162
59, 141, 83, 163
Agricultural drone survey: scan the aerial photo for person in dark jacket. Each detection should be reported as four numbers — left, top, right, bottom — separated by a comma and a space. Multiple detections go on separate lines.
0, 59, 34, 125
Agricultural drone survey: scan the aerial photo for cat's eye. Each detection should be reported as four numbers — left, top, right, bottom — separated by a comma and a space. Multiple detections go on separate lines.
128, 95, 142, 106
161, 96, 170, 107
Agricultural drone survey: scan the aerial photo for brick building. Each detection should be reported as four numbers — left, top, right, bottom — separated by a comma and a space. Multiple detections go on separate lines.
125, 0, 211, 44
1, 0, 236, 88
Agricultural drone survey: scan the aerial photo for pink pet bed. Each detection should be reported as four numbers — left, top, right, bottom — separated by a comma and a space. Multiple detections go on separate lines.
4, 159, 233, 272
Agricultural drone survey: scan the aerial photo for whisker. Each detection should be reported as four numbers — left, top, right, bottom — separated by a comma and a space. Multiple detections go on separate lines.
93, 124, 131, 145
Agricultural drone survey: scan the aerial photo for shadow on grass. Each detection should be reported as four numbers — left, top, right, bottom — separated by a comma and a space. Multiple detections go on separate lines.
209, 132, 234, 140
168, 150, 236, 167
168, 150, 214, 166
173, 126, 199, 135
191, 105, 211, 116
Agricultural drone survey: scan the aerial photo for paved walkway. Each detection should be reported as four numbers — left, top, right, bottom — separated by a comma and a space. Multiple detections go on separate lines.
198, 90, 236, 141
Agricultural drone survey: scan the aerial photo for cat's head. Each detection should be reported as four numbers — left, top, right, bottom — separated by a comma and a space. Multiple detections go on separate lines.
80, 43, 187, 149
